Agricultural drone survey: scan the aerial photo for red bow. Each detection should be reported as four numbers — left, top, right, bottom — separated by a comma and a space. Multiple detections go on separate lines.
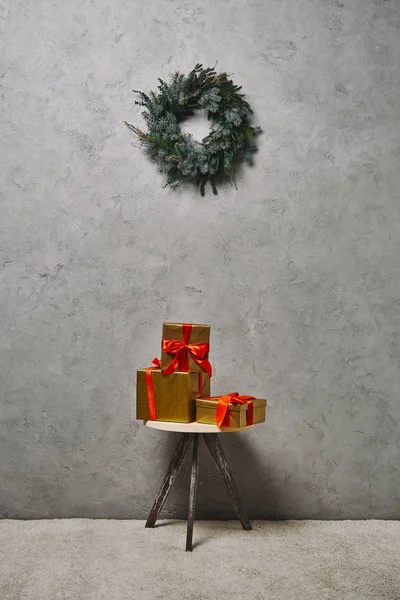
162, 323, 212, 376
214, 392, 255, 427
145, 357, 161, 420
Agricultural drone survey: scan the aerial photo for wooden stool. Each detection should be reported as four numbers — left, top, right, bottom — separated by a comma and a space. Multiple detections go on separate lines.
144, 421, 253, 551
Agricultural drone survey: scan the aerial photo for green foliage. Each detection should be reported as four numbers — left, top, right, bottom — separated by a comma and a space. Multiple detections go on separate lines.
125, 64, 261, 195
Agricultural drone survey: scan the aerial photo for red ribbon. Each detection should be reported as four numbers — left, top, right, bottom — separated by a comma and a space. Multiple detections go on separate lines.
162, 323, 212, 377
211, 392, 255, 427
145, 357, 161, 421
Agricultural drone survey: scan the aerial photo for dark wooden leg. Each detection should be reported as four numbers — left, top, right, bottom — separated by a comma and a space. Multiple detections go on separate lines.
186, 433, 200, 551
145, 433, 192, 528
203, 434, 252, 531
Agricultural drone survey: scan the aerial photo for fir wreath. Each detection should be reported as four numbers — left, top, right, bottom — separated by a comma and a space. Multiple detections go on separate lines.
125, 64, 261, 195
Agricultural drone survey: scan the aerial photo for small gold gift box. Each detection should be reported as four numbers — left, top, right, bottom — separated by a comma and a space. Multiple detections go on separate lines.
196, 397, 266, 429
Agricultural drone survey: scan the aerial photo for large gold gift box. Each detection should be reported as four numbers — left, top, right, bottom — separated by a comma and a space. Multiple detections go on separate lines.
137, 369, 211, 422
160, 322, 211, 374
196, 397, 267, 429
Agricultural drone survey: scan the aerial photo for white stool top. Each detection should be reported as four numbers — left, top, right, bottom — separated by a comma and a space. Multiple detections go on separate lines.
145, 420, 253, 433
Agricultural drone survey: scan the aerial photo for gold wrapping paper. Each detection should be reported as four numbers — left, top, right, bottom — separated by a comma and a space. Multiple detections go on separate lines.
160, 322, 211, 374
136, 369, 211, 422
196, 398, 267, 429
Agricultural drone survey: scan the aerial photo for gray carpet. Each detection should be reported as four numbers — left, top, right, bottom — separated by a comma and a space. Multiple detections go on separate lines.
1, 520, 399, 599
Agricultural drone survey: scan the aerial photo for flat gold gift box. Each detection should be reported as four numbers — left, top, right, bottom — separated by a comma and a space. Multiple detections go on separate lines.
160, 322, 211, 374
196, 398, 267, 429
137, 369, 211, 422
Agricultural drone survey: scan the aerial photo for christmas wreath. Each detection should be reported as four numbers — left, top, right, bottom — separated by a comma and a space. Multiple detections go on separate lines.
125, 64, 261, 195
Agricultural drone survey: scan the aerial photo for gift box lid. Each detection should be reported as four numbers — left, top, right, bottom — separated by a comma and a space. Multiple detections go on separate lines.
196, 397, 266, 411
163, 322, 210, 327
196, 397, 248, 412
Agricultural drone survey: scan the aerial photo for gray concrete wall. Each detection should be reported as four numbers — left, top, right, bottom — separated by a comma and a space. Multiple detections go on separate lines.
1, 0, 399, 520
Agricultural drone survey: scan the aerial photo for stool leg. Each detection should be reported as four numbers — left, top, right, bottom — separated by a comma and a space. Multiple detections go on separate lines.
186, 433, 200, 551
146, 433, 192, 528
203, 434, 252, 531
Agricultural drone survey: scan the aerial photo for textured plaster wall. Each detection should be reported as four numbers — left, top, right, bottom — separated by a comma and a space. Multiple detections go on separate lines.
1, 0, 400, 519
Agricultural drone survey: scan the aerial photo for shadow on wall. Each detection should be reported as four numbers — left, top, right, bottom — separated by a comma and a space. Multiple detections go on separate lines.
153, 429, 288, 522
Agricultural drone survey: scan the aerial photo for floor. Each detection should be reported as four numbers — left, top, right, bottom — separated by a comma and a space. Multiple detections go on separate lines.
1, 520, 399, 600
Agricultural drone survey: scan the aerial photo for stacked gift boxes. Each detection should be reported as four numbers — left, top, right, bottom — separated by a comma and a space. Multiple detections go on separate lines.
136, 322, 266, 429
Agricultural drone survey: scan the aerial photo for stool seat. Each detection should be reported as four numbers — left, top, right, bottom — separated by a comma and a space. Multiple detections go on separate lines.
145, 420, 253, 433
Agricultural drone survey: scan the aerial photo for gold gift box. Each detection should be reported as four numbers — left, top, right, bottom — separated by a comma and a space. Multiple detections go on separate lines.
160, 322, 211, 374
137, 369, 211, 422
196, 398, 267, 429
